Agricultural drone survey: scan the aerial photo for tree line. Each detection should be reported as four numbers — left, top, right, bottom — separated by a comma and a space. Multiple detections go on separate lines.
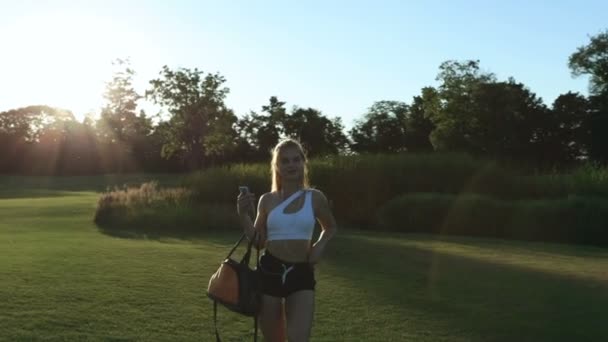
1, 30, 607, 175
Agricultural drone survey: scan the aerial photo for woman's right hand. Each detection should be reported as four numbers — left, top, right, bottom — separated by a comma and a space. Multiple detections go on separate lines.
237, 191, 256, 217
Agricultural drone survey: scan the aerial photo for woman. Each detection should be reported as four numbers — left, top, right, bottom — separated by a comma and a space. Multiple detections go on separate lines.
237, 138, 338, 342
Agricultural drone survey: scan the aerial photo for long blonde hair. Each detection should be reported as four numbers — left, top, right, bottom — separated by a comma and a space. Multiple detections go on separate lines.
271, 138, 310, 192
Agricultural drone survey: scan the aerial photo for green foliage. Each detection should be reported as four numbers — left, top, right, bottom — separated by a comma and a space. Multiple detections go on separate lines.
349, 100, 408, 153
94, 181, 239, 233
234, 96, 289, 162
428, 60, 556, 161
182, 163, 270, 203
284, 107, 350, 157
0, 105, 74, 141
236, 97, 350, 160
85, 152, 608, 243
96, 59, 150, 144
569, 29, 608, 95
181, 153, 608, 234
405, 90, 435, 151
377, 193, 608, 246
546, 92, 590, 162
468, 80, 548, 158
146, 66, 238, 169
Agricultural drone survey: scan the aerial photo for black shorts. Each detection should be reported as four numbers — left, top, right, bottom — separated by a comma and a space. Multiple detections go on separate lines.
258, 251, 316, 298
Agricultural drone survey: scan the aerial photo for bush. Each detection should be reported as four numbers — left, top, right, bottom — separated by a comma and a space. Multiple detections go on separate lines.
95, 153, 608, 245
182, 152, 608, 228
377, 193, 608, 247
94, 181, 241, 233
182, 163, 270, 204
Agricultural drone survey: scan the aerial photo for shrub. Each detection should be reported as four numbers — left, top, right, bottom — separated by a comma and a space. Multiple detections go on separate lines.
377, 193, 608, 247
94, 181, 241, 233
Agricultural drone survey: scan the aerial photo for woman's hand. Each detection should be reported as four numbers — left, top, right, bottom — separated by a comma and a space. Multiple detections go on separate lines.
237, 191, 256, 217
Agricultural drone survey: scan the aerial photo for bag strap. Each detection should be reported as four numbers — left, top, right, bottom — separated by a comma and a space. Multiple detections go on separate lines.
244, 233, 260, 341
253, 242, 259, 342
214, 300, 258, 342
213, 300, 221, 342
241, 230, 259, 265
253, 314, 258, 342
225, 233, 246, 259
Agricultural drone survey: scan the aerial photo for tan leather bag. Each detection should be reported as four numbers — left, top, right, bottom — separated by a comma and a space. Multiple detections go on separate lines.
207, 232, 259, 341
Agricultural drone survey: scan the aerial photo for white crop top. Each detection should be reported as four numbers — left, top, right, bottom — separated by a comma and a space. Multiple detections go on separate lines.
266, 190, 316, 241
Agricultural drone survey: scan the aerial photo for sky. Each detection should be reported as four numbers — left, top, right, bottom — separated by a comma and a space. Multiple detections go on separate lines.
1, 0, 606, 130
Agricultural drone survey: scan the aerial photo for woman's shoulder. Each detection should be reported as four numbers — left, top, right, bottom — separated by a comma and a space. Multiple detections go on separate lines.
305, 187, 325, 196
306, 188, 329, 206
259, 191, 275, 203
256, 192, 274, 212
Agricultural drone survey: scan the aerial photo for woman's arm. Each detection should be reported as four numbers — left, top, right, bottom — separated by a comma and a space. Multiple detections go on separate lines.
238, 192, 268, 249
309, 189, 338, 263
252, 193, 268, 249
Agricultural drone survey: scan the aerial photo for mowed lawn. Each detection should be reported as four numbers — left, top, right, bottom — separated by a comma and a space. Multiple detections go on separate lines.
2, 177, 608, 341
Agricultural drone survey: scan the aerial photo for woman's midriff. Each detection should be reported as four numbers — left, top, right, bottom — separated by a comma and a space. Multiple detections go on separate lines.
265, 239, 311, 263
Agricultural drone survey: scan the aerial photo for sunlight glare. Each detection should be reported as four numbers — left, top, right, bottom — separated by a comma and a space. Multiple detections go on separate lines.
4, 12, 145, 121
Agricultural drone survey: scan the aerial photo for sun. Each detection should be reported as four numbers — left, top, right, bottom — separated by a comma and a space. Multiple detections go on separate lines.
3, 11, 143, 121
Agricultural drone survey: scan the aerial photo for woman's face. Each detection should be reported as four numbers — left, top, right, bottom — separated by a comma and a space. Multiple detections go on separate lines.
277, 146, 304, 182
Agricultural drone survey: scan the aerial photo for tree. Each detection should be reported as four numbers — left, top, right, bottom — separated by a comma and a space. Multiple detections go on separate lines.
569, 30, 608, 95
97, 59, 149, 143
234, 112, 263, 162
0, 105, 74, 142
585, 92, 608, 163
405, 88, 436, 152
546, 92, 590, 162
428, 60, 496, 152
284, 107, 349, 157
234, 97, 287, 161
349, 101, 408, 153
146, 66, 237, 169
96, 59, 153, 172
569, 30, 608, 163
467, 80, 548, 160
0, 105, 74, 173
33, 119, 100, 175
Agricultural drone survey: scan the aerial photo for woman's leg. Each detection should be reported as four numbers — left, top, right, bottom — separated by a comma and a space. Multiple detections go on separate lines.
259, 294, 286, 342
284, 290, 315, 342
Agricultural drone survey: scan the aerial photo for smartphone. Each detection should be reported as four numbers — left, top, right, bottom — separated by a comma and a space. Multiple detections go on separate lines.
239, 186, 254, 217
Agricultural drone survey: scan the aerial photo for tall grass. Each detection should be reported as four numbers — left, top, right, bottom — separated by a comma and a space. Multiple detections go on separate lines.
323, 154, 608, 225
94, 181, 240, 234
377, 193, 608, 246
94, 153, 608, 246
182, 163, 270, 203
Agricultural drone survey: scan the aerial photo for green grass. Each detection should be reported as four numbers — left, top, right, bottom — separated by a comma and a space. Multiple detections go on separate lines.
2, 176, 608, 341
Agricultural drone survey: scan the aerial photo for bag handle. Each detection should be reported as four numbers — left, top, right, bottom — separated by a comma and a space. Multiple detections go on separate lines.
241, 230, 259, 266
224, 230, 259, 264
225, 233, 246, 260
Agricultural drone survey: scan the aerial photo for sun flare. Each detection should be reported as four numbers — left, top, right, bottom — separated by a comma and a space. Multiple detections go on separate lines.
4, 11, 145, 121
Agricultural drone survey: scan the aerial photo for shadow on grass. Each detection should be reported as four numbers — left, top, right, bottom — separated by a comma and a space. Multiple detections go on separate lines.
321, 233, 608, 342
96, 224, 241, 246
0, 174, 184, 199
0, 189, 95, 199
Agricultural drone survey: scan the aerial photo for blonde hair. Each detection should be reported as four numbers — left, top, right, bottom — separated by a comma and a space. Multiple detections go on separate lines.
271, 138, 310, 192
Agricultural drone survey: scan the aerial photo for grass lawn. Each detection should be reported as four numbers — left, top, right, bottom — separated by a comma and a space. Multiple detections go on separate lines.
1, 175, 608, 341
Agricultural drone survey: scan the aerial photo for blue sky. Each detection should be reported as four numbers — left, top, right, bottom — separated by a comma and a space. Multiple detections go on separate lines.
1, 0, 606, 129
